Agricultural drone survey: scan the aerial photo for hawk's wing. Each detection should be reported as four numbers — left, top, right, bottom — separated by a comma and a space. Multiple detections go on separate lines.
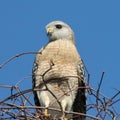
73, 60, 86, 120
32, 47, 44, 107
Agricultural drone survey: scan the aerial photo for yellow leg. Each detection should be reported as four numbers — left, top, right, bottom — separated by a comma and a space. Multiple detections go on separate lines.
59, 117, 68, 120
63, 117, 68, 120
44, 109, 50, 118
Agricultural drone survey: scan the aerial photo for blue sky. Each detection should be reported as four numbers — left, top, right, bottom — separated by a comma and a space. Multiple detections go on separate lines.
0, 0, 120, 118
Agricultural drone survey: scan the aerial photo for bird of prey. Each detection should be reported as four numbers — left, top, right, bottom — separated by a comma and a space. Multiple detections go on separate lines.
32, 21, 86, 120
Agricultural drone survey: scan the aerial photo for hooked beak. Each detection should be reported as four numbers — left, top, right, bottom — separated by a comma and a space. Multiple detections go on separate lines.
46, 27, 54, 36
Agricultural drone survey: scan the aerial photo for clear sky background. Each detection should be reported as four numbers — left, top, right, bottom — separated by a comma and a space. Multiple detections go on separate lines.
0, 0, 120, 118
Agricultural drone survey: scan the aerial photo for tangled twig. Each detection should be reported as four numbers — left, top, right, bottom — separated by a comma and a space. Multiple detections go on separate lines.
0, 52, 120, 120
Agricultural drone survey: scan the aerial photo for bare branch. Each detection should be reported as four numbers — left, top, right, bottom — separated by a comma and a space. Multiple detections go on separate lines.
0, 52, 120, 120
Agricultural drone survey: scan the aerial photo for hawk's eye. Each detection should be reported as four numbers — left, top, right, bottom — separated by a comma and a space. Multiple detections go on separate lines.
55, 24, 62, 29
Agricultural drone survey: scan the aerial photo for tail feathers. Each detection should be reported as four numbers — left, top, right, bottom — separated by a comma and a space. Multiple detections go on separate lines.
72, 83, 86, 120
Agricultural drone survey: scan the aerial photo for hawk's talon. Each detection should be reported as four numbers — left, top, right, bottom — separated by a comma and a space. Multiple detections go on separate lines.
44, 109, 50, 118
63, 117, 68, 120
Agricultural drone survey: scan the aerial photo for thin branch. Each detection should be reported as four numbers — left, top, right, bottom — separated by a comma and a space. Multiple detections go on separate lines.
0, 52, 41, 69
0, 53, 119, 120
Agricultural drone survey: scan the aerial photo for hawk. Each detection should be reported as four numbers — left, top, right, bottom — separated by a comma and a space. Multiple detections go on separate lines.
32, 21, 86, 120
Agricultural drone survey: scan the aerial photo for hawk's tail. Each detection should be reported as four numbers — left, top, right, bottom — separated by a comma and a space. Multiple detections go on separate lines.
72, 81, 86, 120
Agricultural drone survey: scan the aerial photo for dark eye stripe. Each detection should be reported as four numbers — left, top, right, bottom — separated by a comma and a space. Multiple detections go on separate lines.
55, 24, 62, 29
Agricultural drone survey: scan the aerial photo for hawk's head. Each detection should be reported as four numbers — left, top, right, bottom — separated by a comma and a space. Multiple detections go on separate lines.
46, 21, 75, 44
